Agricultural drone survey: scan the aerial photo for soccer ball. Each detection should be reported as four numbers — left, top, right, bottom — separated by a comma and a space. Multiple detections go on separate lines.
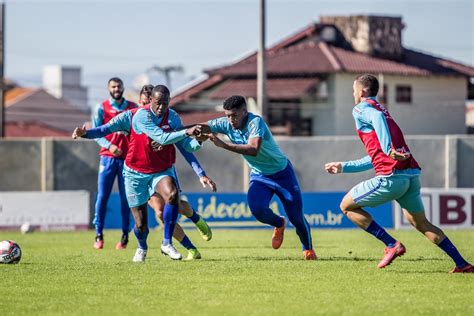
20, 222, 33, 234
0, 240, 22, 264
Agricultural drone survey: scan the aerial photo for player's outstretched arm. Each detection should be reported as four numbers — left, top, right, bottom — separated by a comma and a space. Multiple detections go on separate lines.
324, 162, 342, 174
208, 134, 262, 156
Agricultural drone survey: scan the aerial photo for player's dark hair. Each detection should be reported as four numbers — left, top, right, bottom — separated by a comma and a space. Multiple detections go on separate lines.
108, 77, 123, 85
139, 84, 154, 98
355, 74, 379, 97
223, 95, 246, 110
152, 84, 170, 96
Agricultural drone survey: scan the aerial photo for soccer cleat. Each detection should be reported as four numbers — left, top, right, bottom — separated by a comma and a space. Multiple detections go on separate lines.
377, 241, 406, 269
132, 248, 147, 263
161, 244, 182, 260
115, 234, 129, 250
195, 217, 212, 241
183, 248, 202, 261
451, 263, 474, 273
303, 249, 318, 260
272, 216, 286, 249
94, 235, 104, 250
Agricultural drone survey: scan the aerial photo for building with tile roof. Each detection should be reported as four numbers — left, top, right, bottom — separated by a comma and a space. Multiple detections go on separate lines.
172, 15, 474, 136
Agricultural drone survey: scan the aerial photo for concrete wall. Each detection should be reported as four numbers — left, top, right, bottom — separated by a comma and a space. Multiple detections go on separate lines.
332, 73, 467, 135
1, 135, 472, 195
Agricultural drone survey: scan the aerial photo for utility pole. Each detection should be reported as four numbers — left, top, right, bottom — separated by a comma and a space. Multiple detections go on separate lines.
257, 0, 267, 120
0, 3, 5, 137
148, 65, 183, 92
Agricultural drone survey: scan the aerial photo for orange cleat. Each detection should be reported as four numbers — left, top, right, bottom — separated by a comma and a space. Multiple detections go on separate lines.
377, 241, 406, 268
451, 264, 474, 273
115, 235, 129, 250
272, 217, 286, 249
94, 236, 104, 250
303, 249, 317, 260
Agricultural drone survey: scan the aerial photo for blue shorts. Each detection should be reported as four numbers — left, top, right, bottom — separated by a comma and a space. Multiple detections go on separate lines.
123, 164, 178, 208
350, 174, 425, 213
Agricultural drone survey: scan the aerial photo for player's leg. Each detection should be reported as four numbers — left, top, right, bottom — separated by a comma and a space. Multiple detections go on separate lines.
130, 203, 149, 263
274, 164, 316, 260
247, 181, 285, 249
155, 176, 182, 260
149, 194, 201, 260
179, 199, 212, 241
92, 156, 116, 249
343, 176, 409, 268
123, 166, 152, 262
398, 176, 473, 273
116, 159, 130, 249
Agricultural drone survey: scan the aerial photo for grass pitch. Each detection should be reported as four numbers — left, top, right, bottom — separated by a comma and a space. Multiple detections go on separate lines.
1, 229, 473, 315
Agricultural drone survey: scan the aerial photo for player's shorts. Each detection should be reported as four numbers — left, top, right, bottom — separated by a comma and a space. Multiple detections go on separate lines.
350, 174, 425, 213
147, 167, 181, 197
123, 164, 178, 208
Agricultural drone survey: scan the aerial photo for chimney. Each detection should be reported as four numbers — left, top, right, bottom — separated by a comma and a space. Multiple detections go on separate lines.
320, 15, 404, 60
43, 65, 89, 111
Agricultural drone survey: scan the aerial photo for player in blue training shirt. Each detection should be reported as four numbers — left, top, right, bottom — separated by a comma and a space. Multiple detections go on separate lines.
73, 86, 211, 262
325, 74, 473, 272
198, 95, 316, 260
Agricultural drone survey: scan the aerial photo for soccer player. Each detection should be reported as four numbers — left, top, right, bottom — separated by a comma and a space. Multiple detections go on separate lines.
324, 74, 473, 272
196, 95, 317, 260
72, 85, 211, 260
138, 84, 214, 260
92, 77, 138, 250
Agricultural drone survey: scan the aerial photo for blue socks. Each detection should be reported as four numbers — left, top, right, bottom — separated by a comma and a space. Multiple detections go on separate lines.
133, 226, 149, 250
438, 237, 469, 268
163, 203, 179, 246
189, 209, 200, 224
365, 220, 397, 248
180, 236, 196, 250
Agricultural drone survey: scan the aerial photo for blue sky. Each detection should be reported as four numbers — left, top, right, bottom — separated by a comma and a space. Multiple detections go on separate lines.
6, 0, 474, 105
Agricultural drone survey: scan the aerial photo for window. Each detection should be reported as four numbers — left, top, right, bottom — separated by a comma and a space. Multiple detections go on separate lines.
396, 85, 412, 103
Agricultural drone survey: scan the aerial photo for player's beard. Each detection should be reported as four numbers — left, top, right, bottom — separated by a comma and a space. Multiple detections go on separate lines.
109, 90, 124, 101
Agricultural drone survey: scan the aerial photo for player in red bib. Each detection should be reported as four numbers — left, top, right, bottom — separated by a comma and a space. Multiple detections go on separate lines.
325, 74, 473, 272
92, 77, 137, 250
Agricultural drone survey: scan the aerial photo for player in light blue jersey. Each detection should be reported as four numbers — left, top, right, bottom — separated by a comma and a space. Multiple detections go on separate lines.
198, 95, 316, 260
325, 74, 473, 272
73, 85, 214, 261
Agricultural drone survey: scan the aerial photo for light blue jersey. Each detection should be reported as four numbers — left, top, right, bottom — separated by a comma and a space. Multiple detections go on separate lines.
92, 98, 132, 149
89, 109, 205, 176
208, 112, 287, 175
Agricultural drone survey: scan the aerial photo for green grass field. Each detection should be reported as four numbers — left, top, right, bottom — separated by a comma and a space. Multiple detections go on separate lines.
1, 229, 473, 315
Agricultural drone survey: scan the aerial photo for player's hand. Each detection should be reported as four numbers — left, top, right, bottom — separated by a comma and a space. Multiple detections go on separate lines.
199, 176, 217, 192
388, 149, 410, 161
195, 132, 210, 142
208, 134, 226, 148
185, 125, 202, 137
72, 125, 87, 139
109, 144, 122, 157
324, 162, 342, 174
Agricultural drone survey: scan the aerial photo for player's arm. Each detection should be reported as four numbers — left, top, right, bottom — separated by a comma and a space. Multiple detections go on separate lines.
209, 135, 262, 156
133, 109, 199, 146
365, 108, 409, 161
324, 156, 372, 175
175, 142, 217, 192
341, 155, 373, 173
73, 111, 132, 139
91, 103, 112, 149
204, 117, 263, 156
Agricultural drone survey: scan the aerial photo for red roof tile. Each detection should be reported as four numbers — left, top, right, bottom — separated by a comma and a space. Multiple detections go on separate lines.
5, 121, 70, 138
208, 78, 319, 100
179, 111, 223, 126
171, 75, 223, 106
